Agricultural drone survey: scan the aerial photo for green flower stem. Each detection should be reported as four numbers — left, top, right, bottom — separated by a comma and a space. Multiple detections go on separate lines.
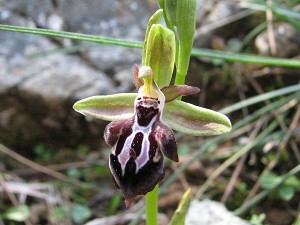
1, 24, 300, 67
146, 184, 158, 225
174, 0, 196, 87
174, 70, 186, 87
157, 0, 176, 33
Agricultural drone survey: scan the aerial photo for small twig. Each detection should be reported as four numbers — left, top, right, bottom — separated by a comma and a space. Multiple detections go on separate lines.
0, 175, 33, 225
246, 72, 300, 154
266, 0, 277, 55
235, 163, 300, 216
237, 72, 249, 124
0, 181, 63, 204
221, 153, 248, 203
0, 175, 19, 209
171, 163, 189, 191
244, 104, 300, 202
0, 143, 83, 186
251, 66, 299, 78
13, 160, 106, 176
195, 116, 275, 199
160, 120, 257, 195
195, 9, 253, 37
88, 199, 146, 225
293, 209, 300, 225
279, 105, 300, 159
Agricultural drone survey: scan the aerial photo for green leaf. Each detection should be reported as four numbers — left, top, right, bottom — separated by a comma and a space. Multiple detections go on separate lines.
163, 0, 177, 27
73, 93, 136, 121
0, 24, 143, 48
220, 84, 300, 114
260, 172, 280, 189
4, 205, 30, 222
50, 206, 67, 221
1, 24, 300, 67
163, 100, 232, 136
279, 185, 295, 201
174, 0, 196, 86
169, 188, 191, 225
284, 175, 300, 189
71, 204, 92, 224
143, 24, 176, 88
249, 213, 266, 225
191, 48, 300, 67
107, 195, 122, 215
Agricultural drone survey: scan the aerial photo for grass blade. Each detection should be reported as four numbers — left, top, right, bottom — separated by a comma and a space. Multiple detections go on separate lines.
220, 84, 300, 114
1, 24, 300, 67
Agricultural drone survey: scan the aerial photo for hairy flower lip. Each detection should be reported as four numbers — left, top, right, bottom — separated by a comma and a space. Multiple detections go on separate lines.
101, 73, 179, 206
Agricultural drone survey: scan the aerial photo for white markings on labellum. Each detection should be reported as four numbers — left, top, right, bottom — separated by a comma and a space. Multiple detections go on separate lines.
116, 105, 158, 176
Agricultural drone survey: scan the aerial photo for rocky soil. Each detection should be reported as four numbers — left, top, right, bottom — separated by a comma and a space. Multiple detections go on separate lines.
0, 0, 242, 151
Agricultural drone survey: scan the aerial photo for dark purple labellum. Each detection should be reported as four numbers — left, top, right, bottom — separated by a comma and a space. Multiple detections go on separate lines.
104, 94, 178, 206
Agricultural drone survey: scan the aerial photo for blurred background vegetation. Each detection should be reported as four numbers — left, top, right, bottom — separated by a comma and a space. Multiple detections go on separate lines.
0, 0, 299, 224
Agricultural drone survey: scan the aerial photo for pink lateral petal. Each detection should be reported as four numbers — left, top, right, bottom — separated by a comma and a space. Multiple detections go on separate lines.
133, 64, 144, 89
161, 85, 200, 102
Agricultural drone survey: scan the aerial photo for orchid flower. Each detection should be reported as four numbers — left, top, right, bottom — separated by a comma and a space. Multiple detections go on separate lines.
73, 8, 231, 207
73, 65, 231, 206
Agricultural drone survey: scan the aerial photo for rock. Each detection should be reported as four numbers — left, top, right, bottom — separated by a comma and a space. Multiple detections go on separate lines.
4, 0, 54, 24
1, 0, 156, 71
185, 200, 250, 225
0, 16, 114, 99
194, 0, 243, 47
0, 0, 158, 98
0, 0, 245, 99
0, 0, 244, 152
0, 0, 153, 152
255, 22, 300, 57
52, 0, 155, 72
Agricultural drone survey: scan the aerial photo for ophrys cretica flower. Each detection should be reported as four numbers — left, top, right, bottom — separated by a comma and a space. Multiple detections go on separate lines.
73, 66, 231, 206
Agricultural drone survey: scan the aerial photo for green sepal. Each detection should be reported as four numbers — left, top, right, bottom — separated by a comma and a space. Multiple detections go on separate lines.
142, 9, 176, 88
143, 24, 176, 88
73, 92, 232, 136
73, 93, 136, 121
163, 100, 232, 136
142, 9, 163, 66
